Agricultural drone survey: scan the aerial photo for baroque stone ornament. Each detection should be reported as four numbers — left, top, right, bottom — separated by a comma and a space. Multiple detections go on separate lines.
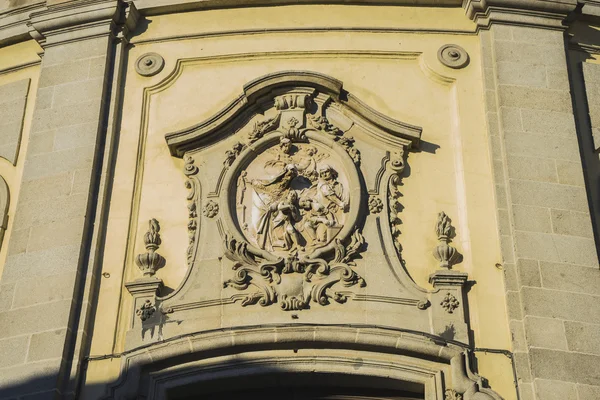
388, 149, 406, 255
433, 211, 460, 269
136, 299, 156, 321
184, 155, 201, 267
437, 44, 469, 69
135, 52, 165, 77
163, 71, 434, 317
440, 292, 460, 314
202, 200, 219, 218
223, 230, 366, 310
445, 389, 463, 400
368, 195, 383, 214
134, 218, 166, 277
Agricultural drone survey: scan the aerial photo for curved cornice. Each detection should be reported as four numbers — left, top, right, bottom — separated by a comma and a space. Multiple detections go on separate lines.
165, 70, 422, 157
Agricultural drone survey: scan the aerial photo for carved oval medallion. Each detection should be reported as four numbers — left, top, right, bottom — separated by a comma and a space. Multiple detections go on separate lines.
234, 138, 351, 257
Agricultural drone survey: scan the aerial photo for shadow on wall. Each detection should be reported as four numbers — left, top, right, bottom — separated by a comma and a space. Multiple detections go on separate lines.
0, 359, 426, 399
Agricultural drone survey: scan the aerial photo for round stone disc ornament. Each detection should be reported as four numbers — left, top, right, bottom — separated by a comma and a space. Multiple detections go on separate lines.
437, 44, 469, 69
135, 53, 165, 77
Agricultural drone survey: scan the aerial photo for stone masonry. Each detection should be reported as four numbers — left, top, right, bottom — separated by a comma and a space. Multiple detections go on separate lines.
481, 22, 600, 400
0, 5, 117, 399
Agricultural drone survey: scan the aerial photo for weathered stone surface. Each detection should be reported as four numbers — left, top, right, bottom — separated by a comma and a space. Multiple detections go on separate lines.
521, 287, 600, 323
2, 245, 80, 283
507, 156, 557, 183
12, 273, 77, 308
0, 79, 29, 164
27, 329, 68, 362
512, 205, 552, 233
524, 316, 567, 350
530, 348, 600, 385
0, 336, 28, 367
499, 106, 522, 131
513, 351, 532, 383
539, 262, 600, 296
520, 109, 576, 136
514, 231, 559, 262
505, 132, 580, 162
0, 283, 15, 313
564, 321, 600, 355
498, 86, 572, 112
516, 258, 541, 287
496, 62, 547, 87
555, 160, 586, 186
510, 180, 589, 212
0, 300, 72, 339
510, 320, 527, 352
550, 209, 593, 238
577, 384, 600, 400
534, 379, 577, 400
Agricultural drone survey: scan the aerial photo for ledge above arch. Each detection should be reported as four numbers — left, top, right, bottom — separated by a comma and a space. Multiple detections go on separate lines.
165, 70, 422, 157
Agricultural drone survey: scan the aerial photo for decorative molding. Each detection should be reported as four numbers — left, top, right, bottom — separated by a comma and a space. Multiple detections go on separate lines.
136, 299, 156, 321
165, 71, 421, 157
433, 211, 460, 270
100, 325, 502, 400
445, 389, 463, 400
388, 149, 407, 255
184, 155, 201, 268
440, 292, 460, 314
28, 0, 121, 48
134, 218, 166, 277
223, 230, 366, 310
202, 200, 219, 218
368, 195, 383, 214
135, 52, 165, 77
463, 0, 578, 29
437, 44, 469, 69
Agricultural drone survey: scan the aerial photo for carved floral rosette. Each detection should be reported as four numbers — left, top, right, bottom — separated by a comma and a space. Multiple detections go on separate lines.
217, 100, 368, 311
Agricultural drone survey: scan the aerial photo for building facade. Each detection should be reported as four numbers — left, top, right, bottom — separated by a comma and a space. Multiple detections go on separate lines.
0, 0, 599, 399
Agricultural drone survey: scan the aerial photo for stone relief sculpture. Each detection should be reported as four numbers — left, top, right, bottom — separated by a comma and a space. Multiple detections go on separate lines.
134, 218, 166, 277
216, 90, 366, 310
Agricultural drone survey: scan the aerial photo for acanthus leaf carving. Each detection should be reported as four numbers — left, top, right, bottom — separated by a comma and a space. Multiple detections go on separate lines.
248, 115, 280, 144
388, 149, 407, 256
222, 229, 366, 311
184, 155, 201, 267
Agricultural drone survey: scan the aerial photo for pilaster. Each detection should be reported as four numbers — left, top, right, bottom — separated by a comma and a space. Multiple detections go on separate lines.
0, 1, 136, 398
471, 4, 600, 400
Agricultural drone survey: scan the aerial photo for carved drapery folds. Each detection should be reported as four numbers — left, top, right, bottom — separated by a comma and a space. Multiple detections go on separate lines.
162, 71, 427, 313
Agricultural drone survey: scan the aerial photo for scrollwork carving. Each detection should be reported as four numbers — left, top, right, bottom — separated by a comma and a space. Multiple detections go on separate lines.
248, 115, 280, 144
184, 155, 201, 267
134, 219, 166, 277
388, 149, 407, 255
445, 389, 463, 400
223, 230, 366, 310
223, 142, 246, 168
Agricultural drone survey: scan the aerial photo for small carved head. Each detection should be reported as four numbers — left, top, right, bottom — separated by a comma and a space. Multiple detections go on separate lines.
318, 164, 337, 181
279, 137, 292, 154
